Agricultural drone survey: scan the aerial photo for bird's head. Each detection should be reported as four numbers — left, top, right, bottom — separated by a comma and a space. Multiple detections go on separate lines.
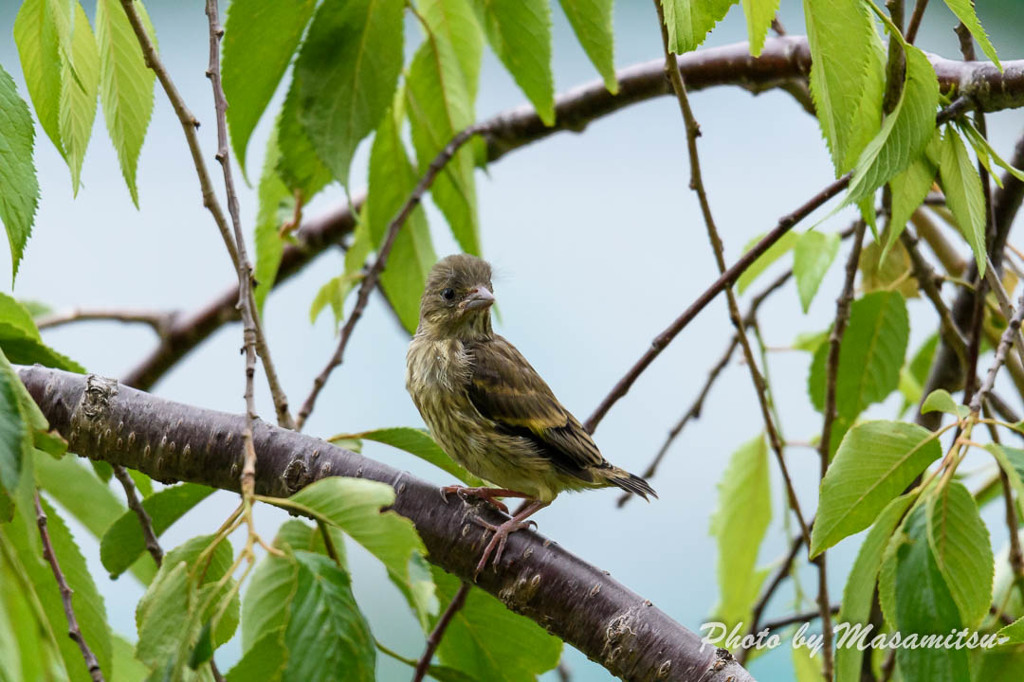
417, 254, 495, 338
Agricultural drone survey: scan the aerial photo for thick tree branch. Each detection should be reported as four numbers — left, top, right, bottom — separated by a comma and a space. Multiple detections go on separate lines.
18, 366, 754, 682
120, 40, 1024, 393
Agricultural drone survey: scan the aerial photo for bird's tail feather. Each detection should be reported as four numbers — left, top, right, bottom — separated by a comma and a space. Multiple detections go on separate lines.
608, 471, 657, 501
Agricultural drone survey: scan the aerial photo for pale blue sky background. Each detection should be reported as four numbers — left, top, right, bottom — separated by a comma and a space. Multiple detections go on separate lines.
2, 0, 1023, 679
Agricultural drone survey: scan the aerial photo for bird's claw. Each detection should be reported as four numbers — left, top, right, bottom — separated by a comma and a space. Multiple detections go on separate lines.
438, 485, 510, 515
471, 516, 536, 579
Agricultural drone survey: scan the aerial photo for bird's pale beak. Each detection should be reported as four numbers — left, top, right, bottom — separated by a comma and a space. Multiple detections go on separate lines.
463, 286, 495, 311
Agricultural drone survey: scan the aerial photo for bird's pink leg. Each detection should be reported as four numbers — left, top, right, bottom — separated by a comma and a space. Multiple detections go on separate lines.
472, 500, 550, 579
439, 485, 531, 515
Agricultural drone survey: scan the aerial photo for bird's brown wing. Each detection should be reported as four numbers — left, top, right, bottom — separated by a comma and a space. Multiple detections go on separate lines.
465, 335, 607, 482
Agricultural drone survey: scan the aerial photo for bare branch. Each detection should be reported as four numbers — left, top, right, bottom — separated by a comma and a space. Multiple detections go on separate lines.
37, 309, 173, 333
412, 582, 470, 682
110, 464, 163, 567
815, 219, 867, 677
34, 492, 105, 682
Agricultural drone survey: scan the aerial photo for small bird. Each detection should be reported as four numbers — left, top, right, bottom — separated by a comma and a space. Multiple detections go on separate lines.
406, 254, 656, 577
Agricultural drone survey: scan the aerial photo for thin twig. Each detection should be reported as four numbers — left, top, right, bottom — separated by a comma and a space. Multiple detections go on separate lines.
34, 492, 105, 682
904, 0, 930, 44
295, 125, 487, 430
653, 0, 811, 549
738, 532, 806, 664
584, 175, 851, 434
900, 226, 968, 367
981, 406, 1024, 596
587, 94, 970, 436
37, 308, 173, 333
412, 582, 471, 682
117, 0, 294, 430
202, 0, 263, 511
759, 604, 840, 632
970, 293, 1024, 414
617, 267, 794, 508
815, 220, 867, 678
111, 464, 163, 566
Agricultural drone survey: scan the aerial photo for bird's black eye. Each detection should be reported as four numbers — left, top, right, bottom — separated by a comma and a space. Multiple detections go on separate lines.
441, 288, 455, 301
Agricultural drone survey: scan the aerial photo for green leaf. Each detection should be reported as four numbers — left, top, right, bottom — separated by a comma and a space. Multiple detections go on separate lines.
241, 519, 347, 655
420, 0, 484, 101
736, 230, 797, 294
926, 482, 993, 627
477, 0, 555, 125
884, 151, 937, 261
293, 0, 404, 188
809, 291, 909, 420
741, 0, 780, 57
793, 230, 840, 312
59, 1, 101, 195
406, 23, 480, 257
659, 0, 738, 55
287, 477, 437, 625
309, 272, 361, 329
0, 62, 40, 281
136, 536, 238, 669
336, 427, 484, 486
846, 42, 939, 204
709, 433, 771, 625
14, 0, 64, 159
432, 567, 562, 681
558, 0, 617, 92
0, 293, 84, 372
33, 454, 121, 537
227, 629, 288, 682
998, 616, 1024, 644
0, 354, 31, 504
960, 119, 1024, 184
938, 125, 987, 275
942, 0, 1000, 68
792, 644, 822, 682
253, 127, 291, 313
985, 444, 1024, 507
283, 552, 375, 681
222, 0, 317, 178
920, 389, 969, 418
811, 420, 942, 556
135, 560, 190, 668
100, 483, 215, 578
834, 493, 913, 682
370, 95, 438, 332
241, 547, 297, 652
95, 0, 155, 206
893, 505, 970, 681
803, 0, 885, 174
274, 80, 333, 200
111, 633, 149, 682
